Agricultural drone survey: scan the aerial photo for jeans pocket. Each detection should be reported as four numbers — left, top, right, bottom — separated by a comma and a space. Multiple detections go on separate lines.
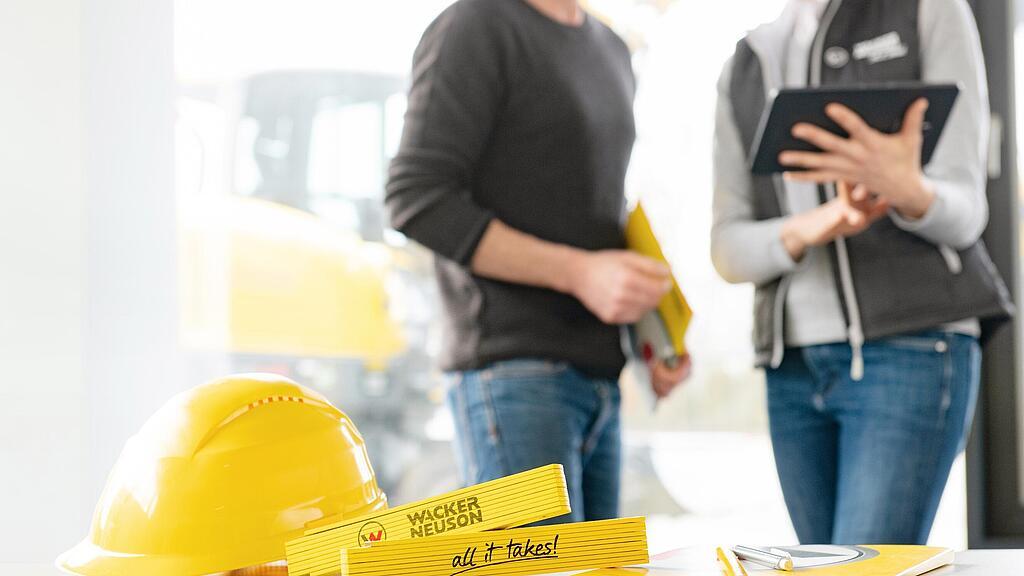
875, 332, 950, 354
478, 380, 502, 446
863, 333, 958, 429
879, 334, 955, 423
476, 361, 573, 444
939, 341, 954, 421
582, 382, 618, 457
450, 372, 508, 479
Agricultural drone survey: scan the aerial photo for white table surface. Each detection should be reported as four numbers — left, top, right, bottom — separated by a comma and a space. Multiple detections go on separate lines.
551, 548, 1024, 576
8, 549, 1022, 575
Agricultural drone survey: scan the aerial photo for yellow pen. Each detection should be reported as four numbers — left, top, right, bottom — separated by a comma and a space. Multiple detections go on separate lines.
716, 546, 749, 576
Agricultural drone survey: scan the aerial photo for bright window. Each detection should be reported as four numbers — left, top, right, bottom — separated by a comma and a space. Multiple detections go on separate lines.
175, 0, 966, 550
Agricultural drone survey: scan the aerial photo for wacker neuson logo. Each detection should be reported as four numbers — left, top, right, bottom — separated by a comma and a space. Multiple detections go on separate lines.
407, 496, 483, 537
357, 521, 386, 547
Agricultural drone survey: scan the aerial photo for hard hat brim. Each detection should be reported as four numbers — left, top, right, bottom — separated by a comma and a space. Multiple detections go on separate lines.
57, 493, 389, 575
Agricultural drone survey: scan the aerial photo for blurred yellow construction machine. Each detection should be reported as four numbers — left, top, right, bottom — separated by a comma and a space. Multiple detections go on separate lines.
176, 71, 449, 499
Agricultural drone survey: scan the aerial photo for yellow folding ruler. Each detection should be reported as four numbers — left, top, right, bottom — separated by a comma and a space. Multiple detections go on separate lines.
337, 517, 648, 576
286, 465, 571, 576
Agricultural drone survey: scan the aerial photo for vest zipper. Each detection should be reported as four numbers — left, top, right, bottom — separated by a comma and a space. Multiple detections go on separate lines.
812, 0, 865, 381
810, 0, 843, 87
748, 34, 792, 369
771, 275, 792, 369
826, 186, 867, 380
770, 173, 790, 368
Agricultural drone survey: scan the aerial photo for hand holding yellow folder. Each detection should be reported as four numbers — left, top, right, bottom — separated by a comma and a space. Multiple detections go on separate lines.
625, 203, 693, 365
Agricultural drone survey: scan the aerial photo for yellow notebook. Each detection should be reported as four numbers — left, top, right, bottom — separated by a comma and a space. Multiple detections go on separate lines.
338, 517, 649, 576
734, 545, 953, 576
285, 465, 571, 576
574, 545, 954, 576
625, 203, 693, 362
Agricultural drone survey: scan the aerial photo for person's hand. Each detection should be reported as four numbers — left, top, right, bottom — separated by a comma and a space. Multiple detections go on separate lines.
779, 99, 936, 220
780, 181, 890, 261
566, 250, 671, 325
650, 354, 691, 399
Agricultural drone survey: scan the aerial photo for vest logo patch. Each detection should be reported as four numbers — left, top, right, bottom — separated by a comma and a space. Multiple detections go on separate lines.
825, 47, 850, 69
853, 32, 908, 64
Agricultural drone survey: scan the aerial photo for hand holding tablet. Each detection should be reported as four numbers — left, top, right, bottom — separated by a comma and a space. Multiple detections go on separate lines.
751, 83, 959, 174
750, 83, 959, 220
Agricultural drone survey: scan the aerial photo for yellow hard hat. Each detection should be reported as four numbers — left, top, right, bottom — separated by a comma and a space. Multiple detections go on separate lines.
57, 373, 387, 576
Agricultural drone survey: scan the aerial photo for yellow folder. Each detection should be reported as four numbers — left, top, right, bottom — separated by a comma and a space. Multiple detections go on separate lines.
625, 203, 693, 362
729, 545, 953, 576
571, 545, 953, 576
285, 465, 571, 576
338, 517, 649, 576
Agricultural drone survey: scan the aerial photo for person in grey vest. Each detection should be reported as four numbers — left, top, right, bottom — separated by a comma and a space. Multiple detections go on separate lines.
386, 0, 690, 523
712, 0, 1013, 544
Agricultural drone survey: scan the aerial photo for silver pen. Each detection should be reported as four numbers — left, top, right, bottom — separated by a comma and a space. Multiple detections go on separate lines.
732, 545, 794, 571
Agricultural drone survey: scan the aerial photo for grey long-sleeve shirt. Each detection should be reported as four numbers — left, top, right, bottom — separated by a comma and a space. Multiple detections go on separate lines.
386, 0, 637, 378
711, 0, 989, 346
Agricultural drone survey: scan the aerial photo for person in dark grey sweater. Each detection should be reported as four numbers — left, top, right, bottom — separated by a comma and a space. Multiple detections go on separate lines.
386, 0, 689, 521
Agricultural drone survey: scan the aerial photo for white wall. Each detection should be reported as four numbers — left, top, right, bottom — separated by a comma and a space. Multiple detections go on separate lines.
80, 0, 180, 505
0, 0, 178, 564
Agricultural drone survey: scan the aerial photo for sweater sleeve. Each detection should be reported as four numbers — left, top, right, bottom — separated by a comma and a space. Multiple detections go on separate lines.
385, 4, 499, 265
889, 0, 990, 249
711, 59, 798, 286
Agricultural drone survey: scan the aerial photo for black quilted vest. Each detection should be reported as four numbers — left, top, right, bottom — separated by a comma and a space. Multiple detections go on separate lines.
728, 0, 1012, 367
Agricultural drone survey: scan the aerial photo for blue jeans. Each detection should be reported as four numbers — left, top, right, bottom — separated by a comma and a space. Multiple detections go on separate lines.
447, 359, 621, 523
766, 331, 981, 544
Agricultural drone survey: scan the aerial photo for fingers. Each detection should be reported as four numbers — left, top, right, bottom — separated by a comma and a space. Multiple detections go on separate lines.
597, 298, 649, 325
836, 181, 857, 221
846, 184, 879, 214
621, 252, 671, 279
783, 169, 847, 183
650, 355, 692, 397
608, 263, 671, 322
652, 378, 675, 399
779, 150, 857, 172
650, 364, 671, 398
608, 309, 646, 325
866, 197, 891, 220
849, 183, 869, 202
585, 252, 673, 324
837, 180, 852, 203
623, 274, 670, 307
901, 98, 929, 138
620, 253, 672, 305
843, 207, 866, 227
826, 103, 876, 141
663, 356, 691, 381
791, 123, 863, 157
838, 194, 889, 231
827, 181, 886, 230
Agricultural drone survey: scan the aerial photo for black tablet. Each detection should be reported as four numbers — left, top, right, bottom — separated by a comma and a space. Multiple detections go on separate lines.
750, 83, 960, 174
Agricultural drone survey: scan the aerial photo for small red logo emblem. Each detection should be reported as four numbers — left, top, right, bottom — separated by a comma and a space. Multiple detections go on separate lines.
358, 521, 387, 547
